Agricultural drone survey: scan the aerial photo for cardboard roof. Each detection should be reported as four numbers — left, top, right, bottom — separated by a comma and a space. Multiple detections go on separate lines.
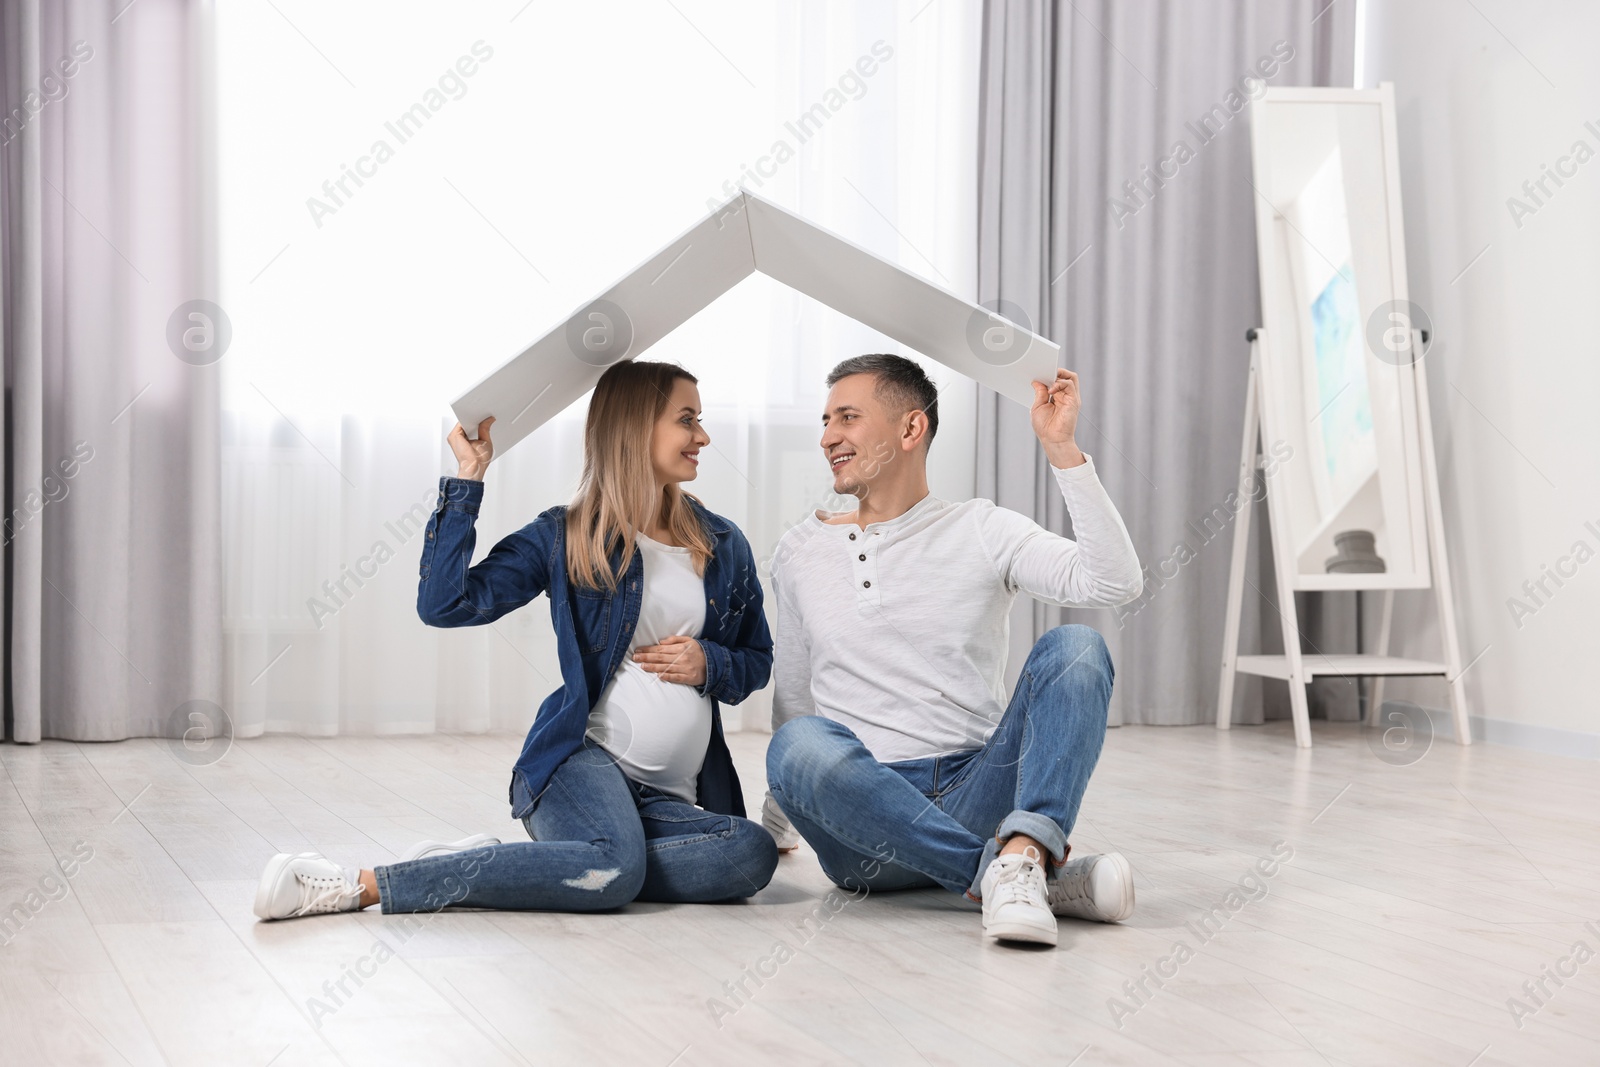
451, 189, 1058, 450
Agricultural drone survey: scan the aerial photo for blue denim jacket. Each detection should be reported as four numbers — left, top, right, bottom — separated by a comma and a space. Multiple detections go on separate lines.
416, 477, 773, 820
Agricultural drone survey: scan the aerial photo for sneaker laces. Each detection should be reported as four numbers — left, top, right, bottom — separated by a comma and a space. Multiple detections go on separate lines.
1049, 857, 1100, 917
295, 871, 361, 915
990, 849, 1048, 907
1051, 865, 1092, 907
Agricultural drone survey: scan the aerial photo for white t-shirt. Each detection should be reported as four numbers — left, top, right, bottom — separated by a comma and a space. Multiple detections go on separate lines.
585, 532, 714, 803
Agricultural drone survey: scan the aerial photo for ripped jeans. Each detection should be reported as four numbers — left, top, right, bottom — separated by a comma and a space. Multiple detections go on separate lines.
374, 743, 778, 913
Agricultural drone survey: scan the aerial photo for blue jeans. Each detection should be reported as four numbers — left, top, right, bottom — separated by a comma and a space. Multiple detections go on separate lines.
766, 625, 1113, 901
374, 744, 779, 913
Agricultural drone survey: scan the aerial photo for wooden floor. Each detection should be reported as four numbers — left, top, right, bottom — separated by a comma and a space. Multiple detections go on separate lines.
2, 721, 1597, 1067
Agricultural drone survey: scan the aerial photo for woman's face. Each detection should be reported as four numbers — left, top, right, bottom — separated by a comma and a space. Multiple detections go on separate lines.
651, 377, 710, 486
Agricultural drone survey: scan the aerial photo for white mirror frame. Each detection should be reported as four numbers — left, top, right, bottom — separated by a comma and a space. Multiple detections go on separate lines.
1248, 83, 1432, 592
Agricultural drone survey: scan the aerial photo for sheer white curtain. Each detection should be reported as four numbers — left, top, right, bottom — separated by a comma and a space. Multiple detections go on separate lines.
215, 0, 981, 738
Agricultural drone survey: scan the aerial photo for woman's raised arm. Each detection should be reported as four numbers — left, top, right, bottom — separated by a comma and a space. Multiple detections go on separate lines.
417, 417, 551, 627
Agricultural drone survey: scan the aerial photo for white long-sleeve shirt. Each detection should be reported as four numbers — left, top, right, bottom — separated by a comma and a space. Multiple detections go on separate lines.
768, 453, 1142, 762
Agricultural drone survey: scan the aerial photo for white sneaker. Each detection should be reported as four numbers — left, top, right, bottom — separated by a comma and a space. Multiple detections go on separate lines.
1048, 851, 1135, 922
980, 846, 1057, 946
761, 792, 800, 852
398, 833, 501, 862
253, 852, 364, 921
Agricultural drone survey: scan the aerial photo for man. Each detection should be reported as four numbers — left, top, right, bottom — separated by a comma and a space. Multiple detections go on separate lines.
763, 354, 1143, 947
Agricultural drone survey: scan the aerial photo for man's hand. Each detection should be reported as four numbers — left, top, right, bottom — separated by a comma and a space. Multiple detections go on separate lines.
1030, 369, 1086, 469
632, 635, 707, 686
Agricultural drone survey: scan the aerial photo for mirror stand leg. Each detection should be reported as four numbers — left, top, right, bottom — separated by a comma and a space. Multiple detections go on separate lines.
1279, 586, 1313, 748
1355, 590, 1366, 723
1217, 346, 1262, 730
1367, 590, 1395, 724
1287, 672, 1313, 748
1447, 673, 1471, 745
1411, 327, 1473, 743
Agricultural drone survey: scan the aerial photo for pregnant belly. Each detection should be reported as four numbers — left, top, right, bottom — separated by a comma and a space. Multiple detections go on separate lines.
585, 662, 714, 777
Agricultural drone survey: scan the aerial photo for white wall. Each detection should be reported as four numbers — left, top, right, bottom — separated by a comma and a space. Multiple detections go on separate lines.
1364, 0, 1600, 752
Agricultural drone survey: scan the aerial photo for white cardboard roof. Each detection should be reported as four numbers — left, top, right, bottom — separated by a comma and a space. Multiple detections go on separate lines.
452, 189, 1058, 450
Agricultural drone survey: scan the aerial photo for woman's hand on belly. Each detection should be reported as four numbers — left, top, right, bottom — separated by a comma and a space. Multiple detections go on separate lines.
631, 635, 707, 686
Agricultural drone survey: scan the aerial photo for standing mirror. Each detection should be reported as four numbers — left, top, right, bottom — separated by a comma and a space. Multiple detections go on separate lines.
1249, 86, 1429, 588
1217, 84, 1471, 750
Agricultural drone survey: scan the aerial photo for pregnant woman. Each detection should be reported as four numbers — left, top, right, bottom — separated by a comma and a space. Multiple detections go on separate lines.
253, 360, 779, 920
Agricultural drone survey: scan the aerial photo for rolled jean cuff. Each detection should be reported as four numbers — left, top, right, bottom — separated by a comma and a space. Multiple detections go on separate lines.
371, 863, 454, 916
373, 864, 398, 914
369, 870, 412, 921
965, 810, 1072, 900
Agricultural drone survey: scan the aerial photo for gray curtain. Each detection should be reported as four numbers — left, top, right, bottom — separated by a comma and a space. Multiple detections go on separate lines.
1, 0, 221, 742
976, 0, 1355, 726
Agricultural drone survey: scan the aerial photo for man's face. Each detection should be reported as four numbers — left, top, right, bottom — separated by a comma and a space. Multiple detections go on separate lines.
819, 373, 902, 497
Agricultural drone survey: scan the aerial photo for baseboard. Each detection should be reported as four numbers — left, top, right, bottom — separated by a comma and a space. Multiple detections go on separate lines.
1434, 712, 1600, 760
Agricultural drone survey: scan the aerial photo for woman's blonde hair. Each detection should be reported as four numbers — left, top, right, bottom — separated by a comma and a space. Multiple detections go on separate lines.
565, 360, 713, 591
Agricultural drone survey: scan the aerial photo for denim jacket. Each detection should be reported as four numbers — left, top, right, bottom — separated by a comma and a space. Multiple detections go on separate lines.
416, 477, 773, 821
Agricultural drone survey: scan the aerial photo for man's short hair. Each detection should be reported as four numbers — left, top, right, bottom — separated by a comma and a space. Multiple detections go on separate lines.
824, 353, 939, 448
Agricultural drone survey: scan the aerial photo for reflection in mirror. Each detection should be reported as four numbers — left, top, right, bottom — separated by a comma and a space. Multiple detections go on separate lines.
1251, 96, 1429, 588
1301, 150, 1377, 537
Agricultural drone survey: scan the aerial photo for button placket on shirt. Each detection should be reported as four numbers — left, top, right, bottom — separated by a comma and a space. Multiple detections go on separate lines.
850, 527, 881, 610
